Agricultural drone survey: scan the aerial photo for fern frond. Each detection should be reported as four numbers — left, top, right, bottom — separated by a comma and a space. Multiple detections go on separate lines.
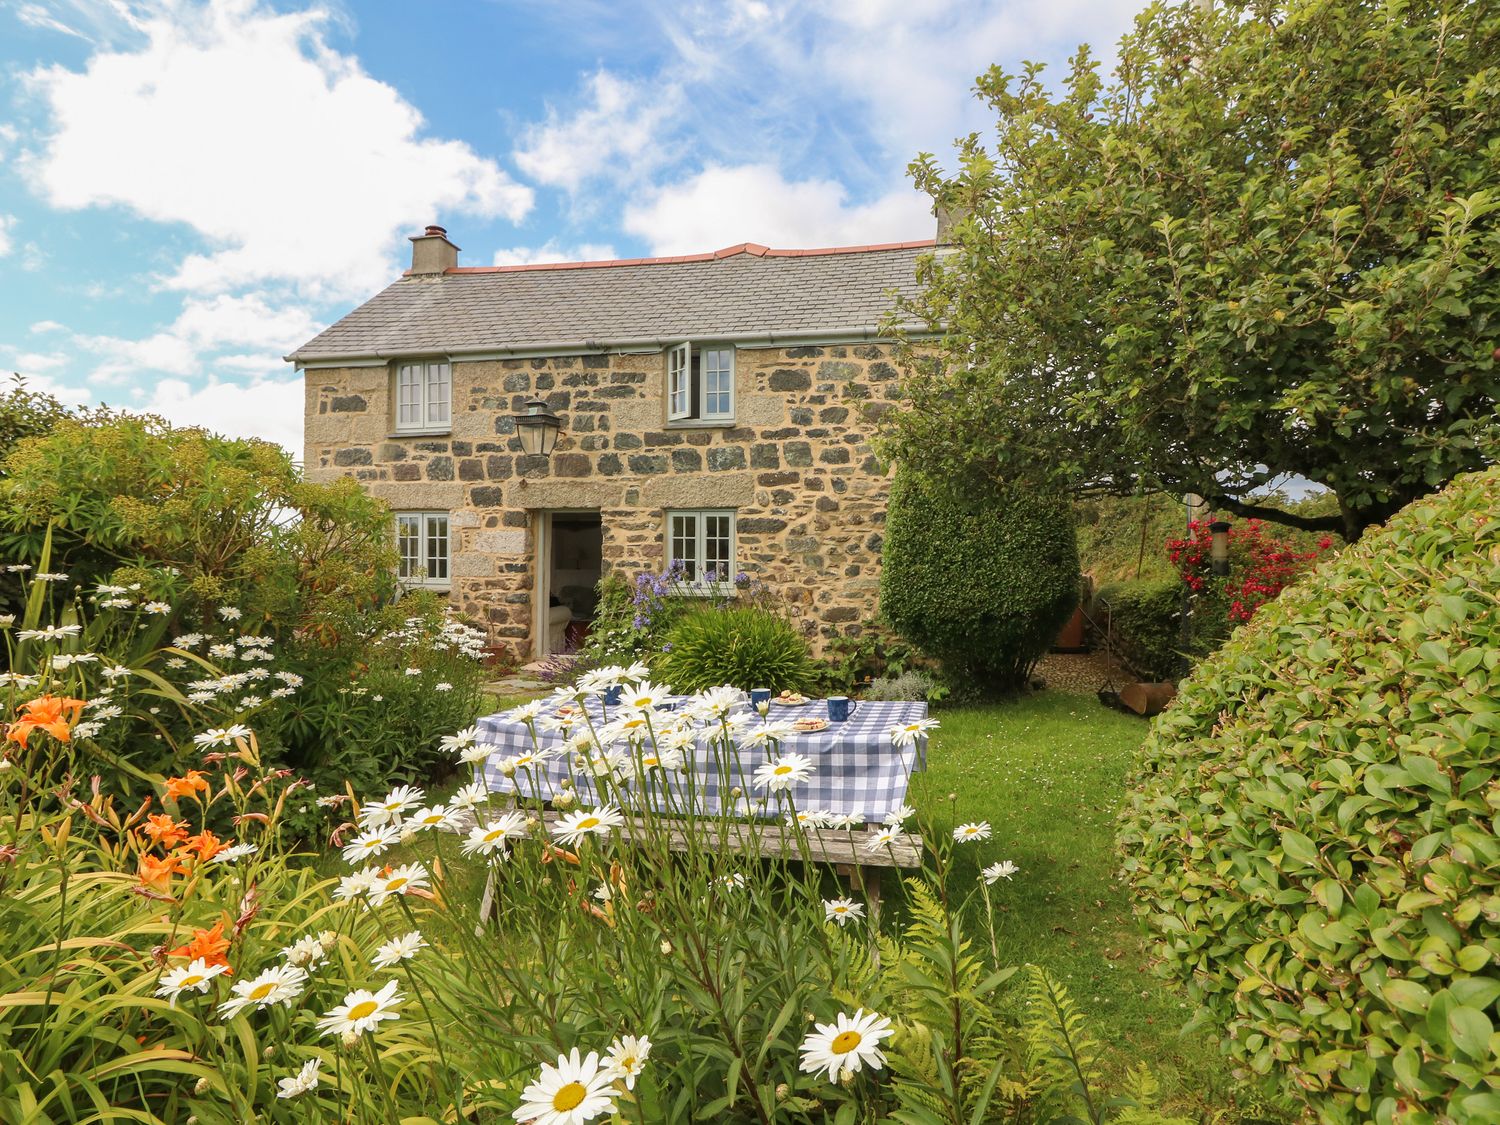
1022, 964, 1107, 1124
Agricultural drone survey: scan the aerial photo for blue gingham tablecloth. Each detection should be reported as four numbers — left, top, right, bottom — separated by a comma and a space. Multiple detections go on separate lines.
475, 698, 929, 826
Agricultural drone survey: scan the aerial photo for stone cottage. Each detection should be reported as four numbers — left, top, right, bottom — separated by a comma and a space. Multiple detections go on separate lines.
289, 226, 935, 660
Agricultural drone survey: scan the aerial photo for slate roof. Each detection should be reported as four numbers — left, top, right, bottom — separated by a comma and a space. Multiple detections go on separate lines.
286, 240, 935, 363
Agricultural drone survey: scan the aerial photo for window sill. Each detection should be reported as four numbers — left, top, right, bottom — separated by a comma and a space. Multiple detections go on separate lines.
389, 428, 452, 439
398, 581, 452, 594
664, 419, 736, 430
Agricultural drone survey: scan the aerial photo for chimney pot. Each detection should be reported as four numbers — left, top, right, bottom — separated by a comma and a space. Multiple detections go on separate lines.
425, 224, 447, 238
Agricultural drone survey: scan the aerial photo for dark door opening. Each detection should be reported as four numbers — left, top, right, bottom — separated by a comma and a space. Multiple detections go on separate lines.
547, 512, 603, 653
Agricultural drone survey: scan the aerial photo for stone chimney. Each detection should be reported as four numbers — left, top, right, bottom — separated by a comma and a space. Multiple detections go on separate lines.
934, 202, 964, 247
409, 224, 460, 275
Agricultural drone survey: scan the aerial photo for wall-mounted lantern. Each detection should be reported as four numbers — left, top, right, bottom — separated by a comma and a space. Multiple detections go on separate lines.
1209, 520, 1232, 576
513, 399, 562, 458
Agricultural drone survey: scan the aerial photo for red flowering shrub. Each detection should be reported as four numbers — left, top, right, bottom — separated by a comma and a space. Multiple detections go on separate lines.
1167, 519, 1336, 623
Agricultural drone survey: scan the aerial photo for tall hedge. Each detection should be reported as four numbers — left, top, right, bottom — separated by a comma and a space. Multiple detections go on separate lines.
880, 470, 1078, 692
1119, 468, 1500, 1123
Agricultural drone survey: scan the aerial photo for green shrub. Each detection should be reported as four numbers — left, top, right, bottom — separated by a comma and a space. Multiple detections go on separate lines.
881, 470, 1079, 693
1095, 577, 1182, 681
655, 605, 817, 693
1119, 467, 1500, 1124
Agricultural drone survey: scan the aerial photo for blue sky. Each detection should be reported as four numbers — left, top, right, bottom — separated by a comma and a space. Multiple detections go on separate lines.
0, 0, 1143, 453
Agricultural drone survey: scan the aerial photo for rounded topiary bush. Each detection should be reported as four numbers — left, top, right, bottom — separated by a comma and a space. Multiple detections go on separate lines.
1119, 468, 1500, 1123
655, 606, 818, 694
880, 470, 1078, 692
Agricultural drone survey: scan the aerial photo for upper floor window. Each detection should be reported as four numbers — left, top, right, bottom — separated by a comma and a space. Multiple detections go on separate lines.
396, 511, 450, 586
667, 343, 734, 423
395, 359, 451, 432
667, 509, 736, 588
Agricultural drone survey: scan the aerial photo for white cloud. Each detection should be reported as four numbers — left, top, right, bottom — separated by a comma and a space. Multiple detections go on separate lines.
492, 241, 618, 267
138, 375, 303, 454
623, 163, 931, 254
513, 69, 682, 191
0, 214, 15, 256
25, 0, 533, 300
169, 293, 319, 352
29, 320, 67, 334
73, 329, 199, 383
16, 3, 92, 40
8, 350, 71, 374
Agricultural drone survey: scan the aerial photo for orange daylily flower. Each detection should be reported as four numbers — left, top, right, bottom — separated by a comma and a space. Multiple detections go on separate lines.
163, 771, 211, 801
137, 852, 185, 893
168, 919, 232, 970
182, 829, 227, 862
143, 813, 189, 849
6, 695, 86, 748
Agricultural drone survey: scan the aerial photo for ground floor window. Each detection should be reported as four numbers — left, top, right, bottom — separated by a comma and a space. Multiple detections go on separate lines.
666, 509, 735, 586
396, 511, 450, 585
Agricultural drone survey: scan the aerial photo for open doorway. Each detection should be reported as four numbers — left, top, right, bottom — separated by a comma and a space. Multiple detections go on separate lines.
533, 510, 603, 656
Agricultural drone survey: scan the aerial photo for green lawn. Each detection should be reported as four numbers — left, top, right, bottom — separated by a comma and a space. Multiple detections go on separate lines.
908, 690, 1277, 1122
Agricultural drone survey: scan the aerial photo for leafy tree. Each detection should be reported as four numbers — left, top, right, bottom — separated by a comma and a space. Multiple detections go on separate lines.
881, 469, 1078, 693
0, 412, 397, 640
885, 0, 1499, 540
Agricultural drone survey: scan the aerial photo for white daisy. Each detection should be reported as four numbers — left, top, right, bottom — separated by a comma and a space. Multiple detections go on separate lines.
888, 717, 940, 748
435, 681, 453, 692
192, 724, 252, 748
341, 825, 402, 865
143, 601, 171, 615
281, 933, 334, 969
209, 842, 258, 864
17, 623, 82, 642
440, 725, 479, 756
621, 660, 651, 682
155, 957, 229, 1007
604, 1034, 651, 1090
798, 1009, 894, 1082
551, 806, 626, 847
865, 828, 900, 852
751, 753, 815, 792
620, 682, 671, 711
276, 1058, 321, 1099
462, 811, 528, 856
502, 747, 552, 773
208, 643, 236, 660
575, 667, 621, 695
741, 722, 798, 750
369, 863, 430, 907
218, 963, 308, 1019
372, 930, 428, 970
360, 785, 425, 828
953, 822, 992, 844
217, 606, 242, 620
882, 804, 915, 828
172, 633, 205, 649
514, 1048, 619, 1125
335, 867, 383, 902
637, 744, 683, 772
316, 980, 402, 1038
448, 780, 491, 810
982, 860, 1019, 883
408, 804, 460, 832
823, 898, 865, 927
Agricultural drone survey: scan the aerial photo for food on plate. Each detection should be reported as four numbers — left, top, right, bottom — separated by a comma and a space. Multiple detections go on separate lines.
774, 690, 811, 706
792, 717, 829, 732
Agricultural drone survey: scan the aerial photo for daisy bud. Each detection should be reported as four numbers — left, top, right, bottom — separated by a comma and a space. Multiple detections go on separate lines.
186, 1117, 198, 1125
263, 1044, 276, 1058
525, 815, 539, 829
400, 828, 416, 844
659, 939, 672, 955
560, 777, 573, 789
775, 1084, 789, 1100
501, 762, 516, 778
194, 1078, 210, 1095
341, 1030, 361, 1050
555, 792, 575, 810
730, 786, 743, 798
318, 931, 337, 950
840, 1066, 855, 1087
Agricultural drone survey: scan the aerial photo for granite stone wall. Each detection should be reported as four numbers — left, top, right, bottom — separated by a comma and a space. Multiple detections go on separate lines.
304, 342, 904, 659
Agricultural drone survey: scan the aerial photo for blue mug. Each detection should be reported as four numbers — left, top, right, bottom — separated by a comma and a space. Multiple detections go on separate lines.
749, 688, 772, 708
827, 696, 857, 722
604, 685, 623, 706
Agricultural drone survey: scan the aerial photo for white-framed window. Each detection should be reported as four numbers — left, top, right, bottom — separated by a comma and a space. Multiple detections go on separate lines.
396, 512, 450, 586
665, 343, 734, 423
666, 509, 736, 588
394, 359, 451, 432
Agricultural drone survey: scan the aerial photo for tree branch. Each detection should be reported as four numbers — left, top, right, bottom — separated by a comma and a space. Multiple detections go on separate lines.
1209, 493, 1341, 533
